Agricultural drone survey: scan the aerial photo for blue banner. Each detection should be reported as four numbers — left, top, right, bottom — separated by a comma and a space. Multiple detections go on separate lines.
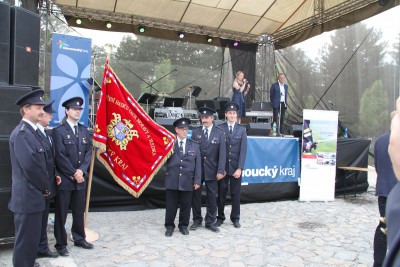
50, 33, 92, 127
242, 137, 300, 184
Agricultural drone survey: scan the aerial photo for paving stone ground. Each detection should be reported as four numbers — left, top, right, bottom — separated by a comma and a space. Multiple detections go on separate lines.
0, 173, 379, 267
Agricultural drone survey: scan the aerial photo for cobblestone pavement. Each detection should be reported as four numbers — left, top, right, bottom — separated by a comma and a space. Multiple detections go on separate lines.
0, 174, 379, 267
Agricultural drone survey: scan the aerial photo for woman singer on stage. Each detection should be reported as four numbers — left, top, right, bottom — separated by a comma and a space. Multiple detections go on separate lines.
232, 71, 250, 124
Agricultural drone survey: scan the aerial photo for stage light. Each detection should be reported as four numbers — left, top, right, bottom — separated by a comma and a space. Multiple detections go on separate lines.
106, 22, 112, 29
139, 25, 145, 33
178, 32, 185, 39
76, 18, 82, 25
206, 36, 213, 43
233, 41, 239, 47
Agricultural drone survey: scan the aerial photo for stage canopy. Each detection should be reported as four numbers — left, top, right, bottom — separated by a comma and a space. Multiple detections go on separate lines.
52, 0, 397, 48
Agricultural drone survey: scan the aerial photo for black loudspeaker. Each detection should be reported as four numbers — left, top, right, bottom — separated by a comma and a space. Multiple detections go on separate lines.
246, 123, 271, 136
0, 136, 14, 241
0, 2, 11, 85
291, 124, 303, 138
0, 85, 32, 136
252, 102, 272, 111
155, 118, 176, 133
10, 6, 40, 86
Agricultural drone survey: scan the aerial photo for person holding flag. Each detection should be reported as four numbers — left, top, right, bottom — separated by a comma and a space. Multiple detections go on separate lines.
164, 118, 201, 237
53, 97, 93, 256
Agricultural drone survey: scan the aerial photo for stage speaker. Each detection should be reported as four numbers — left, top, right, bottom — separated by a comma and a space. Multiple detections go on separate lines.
0, 136, 14, 241
0, 2, 11, 85
251, 101, 272, 111
291, 124, 303, 138
246, 123, 271, 136
0, 85, 32, 136
10, 6, 40, 86
155, 118, 176, 133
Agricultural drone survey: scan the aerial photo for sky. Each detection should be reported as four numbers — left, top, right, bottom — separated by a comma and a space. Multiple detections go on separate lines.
71, 5, 400, 60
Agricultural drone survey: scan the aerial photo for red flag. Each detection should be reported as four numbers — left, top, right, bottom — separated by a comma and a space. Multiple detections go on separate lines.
93, 62, 175, 198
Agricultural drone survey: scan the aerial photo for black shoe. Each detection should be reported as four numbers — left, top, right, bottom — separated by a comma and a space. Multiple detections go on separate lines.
215, 219, 223, 227
179, 228, 189, 235
233, 221, 241, 228
165, 229, 173, 237
74, 239, 94, 249
56, 248, 69, 257
37, 249, 59, 258
205, 224, 220, 232
190, 221, 201, 230
34, 262, 40, 267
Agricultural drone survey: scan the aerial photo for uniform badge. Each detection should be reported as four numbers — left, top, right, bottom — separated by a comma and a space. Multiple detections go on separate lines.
67, 134, 71, 139
82, 137, 87, 144
107, 113, 138, 150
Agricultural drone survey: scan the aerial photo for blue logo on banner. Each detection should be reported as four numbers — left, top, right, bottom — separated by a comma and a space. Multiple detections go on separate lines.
242, 137, 300, 184
50, 33, 92, 127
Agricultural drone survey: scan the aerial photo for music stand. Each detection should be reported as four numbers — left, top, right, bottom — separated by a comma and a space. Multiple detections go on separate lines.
137, 93, 158, 113
164, 97, 184, 107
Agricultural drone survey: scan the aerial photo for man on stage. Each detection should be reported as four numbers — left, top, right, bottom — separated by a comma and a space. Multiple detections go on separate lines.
190, 107, 226, 233
9, 89, 50, 267
53, 97, 93, 256
216, 102, 247, 228
164, 118, 201, 237
270, 73, 288, 135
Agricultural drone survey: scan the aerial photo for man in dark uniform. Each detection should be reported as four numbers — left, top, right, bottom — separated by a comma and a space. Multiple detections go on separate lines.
190, 107, 226, 233
216, 102, 247, 228
164, 118, 201, 237
383, 98, 400, 267
9, 89, 50, 267
373, 113, 397, 267
53, 96, 93, 256
36, 100, 60, 259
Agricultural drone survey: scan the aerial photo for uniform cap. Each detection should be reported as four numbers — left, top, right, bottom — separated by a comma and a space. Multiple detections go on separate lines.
43, 100, 56, 114
62, 97, 84, 109
198, 106, 216, 117
15, 89, 47, 106
224, 102, 239, 112
173, 117, 191, 128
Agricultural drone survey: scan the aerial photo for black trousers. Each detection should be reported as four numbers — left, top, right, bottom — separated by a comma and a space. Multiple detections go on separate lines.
13, 212, 42, 267
204, 180, 218, 226
217, 175, 242, 223
38, 197, 52, 253
192, 177, 204, 223
272, 102, 286, 134
54, 189, 86, 250
373, 196, 388, 267
165, 189, 193, 230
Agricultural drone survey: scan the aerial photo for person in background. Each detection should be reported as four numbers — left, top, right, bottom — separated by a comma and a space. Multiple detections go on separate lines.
216, 102, 247, 228
36, 100, 60, 259
373, 111, 397, 267
270, 73, 288, 135
9, 89, 50, 267
53, 97, 93, 256
190, 107, 226, 233
232, 71, 250, 124
383, 97, 400, 267
164, 118, 201, 237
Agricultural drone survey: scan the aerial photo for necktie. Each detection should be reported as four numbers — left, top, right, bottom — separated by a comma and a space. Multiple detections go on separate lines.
179, 141, 184, 155
74, 125, 79, 140
229, 126, 233, 134
45, 130, 52, 145
204, 128, 208, 140
35, 129, 42, 142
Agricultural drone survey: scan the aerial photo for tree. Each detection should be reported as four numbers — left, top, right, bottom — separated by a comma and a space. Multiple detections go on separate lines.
359, 80, 389, 137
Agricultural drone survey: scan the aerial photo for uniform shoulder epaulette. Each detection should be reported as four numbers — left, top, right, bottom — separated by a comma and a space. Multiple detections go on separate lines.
237, 124, 246, 129
188, 138, 199, 144
215, 125, 225, 131
53, 123, 63, 130
19, 123, 26, 132
78, 122, 88, 128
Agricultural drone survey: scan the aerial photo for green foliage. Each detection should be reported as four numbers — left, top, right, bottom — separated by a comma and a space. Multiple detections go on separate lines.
359, 80, 389, 137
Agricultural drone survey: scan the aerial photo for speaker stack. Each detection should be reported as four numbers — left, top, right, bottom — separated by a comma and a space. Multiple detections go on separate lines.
0, 3, 40, 242
246, 123, 271, 136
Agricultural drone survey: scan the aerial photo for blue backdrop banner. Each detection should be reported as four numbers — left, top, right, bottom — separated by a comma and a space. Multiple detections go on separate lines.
242, 137, 300, 184
50, 33, 92, 127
